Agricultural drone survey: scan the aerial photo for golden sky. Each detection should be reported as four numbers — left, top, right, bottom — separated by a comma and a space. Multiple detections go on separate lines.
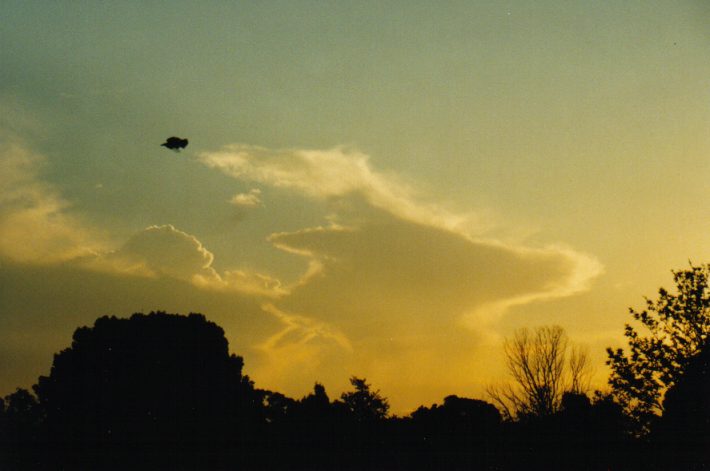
1, 1, 708, 413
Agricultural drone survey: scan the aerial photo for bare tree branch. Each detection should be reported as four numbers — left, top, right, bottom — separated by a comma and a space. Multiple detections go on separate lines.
489, 325, 592, 419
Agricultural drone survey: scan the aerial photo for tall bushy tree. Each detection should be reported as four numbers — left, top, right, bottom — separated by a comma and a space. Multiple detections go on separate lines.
33, 312, 263, 469
606, 263, 710, 431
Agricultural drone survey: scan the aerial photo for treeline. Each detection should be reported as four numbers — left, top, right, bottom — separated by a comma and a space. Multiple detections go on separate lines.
0, 264, 707, 470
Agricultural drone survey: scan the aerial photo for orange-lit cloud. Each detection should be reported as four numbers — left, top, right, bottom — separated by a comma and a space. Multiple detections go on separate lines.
196, 144, 604, 408
252, 303, 353, 392
270, 215, 600, 334
200, 144, 603, 329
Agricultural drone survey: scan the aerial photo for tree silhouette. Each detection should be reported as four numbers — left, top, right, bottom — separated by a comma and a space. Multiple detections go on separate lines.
300, 383, 331, 414
1, 389, 41, 435
32, 312, 263, 469
606, 263, 709, 432
0, 303, 688, 470
295, 382, 336, 440
407, 395, 501, 470
262, 390, 297, 425
0, 389, 43, 470
339, 376, 389, 422
651, 344, 709, 470
488, 325, 591, 419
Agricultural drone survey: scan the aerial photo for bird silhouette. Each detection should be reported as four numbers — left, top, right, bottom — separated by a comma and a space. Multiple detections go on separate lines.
161, 136, 189, 151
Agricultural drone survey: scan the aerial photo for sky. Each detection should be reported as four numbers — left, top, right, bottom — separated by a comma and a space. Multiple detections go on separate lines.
1, 1, 708, 413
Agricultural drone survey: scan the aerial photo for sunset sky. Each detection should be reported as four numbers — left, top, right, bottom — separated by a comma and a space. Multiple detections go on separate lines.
1, 1, 708, 413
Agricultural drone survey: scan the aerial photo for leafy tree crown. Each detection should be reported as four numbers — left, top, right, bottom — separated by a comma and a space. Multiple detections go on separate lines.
606, 263, 709, 430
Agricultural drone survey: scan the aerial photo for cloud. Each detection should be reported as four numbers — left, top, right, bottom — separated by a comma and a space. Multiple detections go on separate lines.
270, 212, 601, 337
263, 209, 602, 406
259, 303, 352, 356
0, 139, 287, 300
96, 224, 218, 281
197, 143, 604, 408
208, 269, 288, 297
251, 303, 353, 393
200, 145, 492, 235
0, 141, 103, 264
199, 144, 603, 327
85, 224, 294, 298
229, 188, 262, 208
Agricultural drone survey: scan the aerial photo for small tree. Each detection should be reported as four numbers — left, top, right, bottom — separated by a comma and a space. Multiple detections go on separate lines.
340, 376, 389, 422
606, 263, 709, 431
488, 325, 591, 419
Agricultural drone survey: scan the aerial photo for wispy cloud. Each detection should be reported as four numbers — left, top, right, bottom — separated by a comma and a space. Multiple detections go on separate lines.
0, 141, 104, 264
252, 303, 353, 391
259, 303, 352, 353
199, 145, 491, 235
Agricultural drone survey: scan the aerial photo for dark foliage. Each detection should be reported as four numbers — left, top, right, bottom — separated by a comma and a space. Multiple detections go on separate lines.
0, 389, 43, 470
607, 263, 709, 432
400, 395, 501, 470
497, 392, 638, 471
649, 345, 710, 470
339, 376, 390, 422
0, 307, 706, 470
30, 312, 263, 470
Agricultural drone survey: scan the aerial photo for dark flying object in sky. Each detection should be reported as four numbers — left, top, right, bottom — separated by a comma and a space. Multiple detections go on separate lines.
161, 136, 189, 151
